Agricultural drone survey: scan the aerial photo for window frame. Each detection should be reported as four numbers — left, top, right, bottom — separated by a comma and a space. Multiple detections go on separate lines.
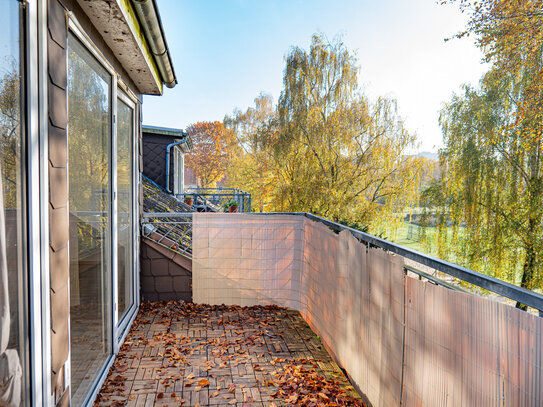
114, 89, 138, 341
173, 145, 185, 195
13, 0, 31, 405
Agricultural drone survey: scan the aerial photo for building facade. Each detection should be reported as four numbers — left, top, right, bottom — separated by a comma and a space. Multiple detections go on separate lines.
0, 0, 176, 406
141, 125, 192, 194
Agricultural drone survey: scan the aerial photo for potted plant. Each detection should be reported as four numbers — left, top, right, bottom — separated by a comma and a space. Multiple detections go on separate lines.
184, 195, 194, 206
225, 199, 239, 213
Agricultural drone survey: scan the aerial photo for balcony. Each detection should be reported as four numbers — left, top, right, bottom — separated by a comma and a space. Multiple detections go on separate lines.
178, 187, 252, 213
94, 301, 364, 406
99, 212, 543, 406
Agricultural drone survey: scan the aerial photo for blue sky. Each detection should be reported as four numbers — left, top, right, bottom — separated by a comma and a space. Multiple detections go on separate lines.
143, 0, 486, 152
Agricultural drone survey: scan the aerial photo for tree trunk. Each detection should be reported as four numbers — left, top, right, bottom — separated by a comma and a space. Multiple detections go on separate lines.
516, 218, 537, 311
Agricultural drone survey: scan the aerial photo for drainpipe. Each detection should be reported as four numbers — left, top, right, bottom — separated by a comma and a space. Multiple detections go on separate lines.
131, 0, 177, 88
165, 140, 186, 193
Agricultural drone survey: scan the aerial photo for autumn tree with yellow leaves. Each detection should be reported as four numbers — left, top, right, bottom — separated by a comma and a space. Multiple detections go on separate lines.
226, 34, 423, 228
427, 0, 543, 304
224, 93, 277, 212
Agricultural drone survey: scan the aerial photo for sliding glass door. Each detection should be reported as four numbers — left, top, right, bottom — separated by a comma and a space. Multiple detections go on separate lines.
67, 34, 112, 406
116, 96, 134, 322
0, 1, 27, 406
67, 26, 139, 404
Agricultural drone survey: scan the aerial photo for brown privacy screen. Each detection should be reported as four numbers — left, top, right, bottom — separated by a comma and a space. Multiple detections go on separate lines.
193, 213, 543, 406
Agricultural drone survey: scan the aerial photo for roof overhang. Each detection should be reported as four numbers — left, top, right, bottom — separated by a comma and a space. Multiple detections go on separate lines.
76, 0, 172, 95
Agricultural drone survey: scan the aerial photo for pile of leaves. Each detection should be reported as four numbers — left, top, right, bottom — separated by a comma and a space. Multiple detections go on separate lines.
271, 360, 365, 406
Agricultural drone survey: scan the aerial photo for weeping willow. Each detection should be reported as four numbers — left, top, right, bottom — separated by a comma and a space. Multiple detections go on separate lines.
427, 0, 543, 305
425, 68, 543, 302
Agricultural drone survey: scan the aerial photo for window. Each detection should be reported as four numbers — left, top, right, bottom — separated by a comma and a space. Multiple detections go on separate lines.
0, 1, 27, 406
173, 146, 184, 195
67, 33, 112, 406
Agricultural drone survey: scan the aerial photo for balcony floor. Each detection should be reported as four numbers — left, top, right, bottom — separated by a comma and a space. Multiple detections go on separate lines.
94, 301, 364, 406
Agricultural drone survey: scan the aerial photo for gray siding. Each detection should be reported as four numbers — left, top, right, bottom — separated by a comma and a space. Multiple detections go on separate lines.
142, 132, 178, 191
140, 239, 192, 302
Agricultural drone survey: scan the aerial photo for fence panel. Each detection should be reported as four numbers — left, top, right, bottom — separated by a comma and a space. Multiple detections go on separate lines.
300, 222, 404, 406
403, 277, 543, 406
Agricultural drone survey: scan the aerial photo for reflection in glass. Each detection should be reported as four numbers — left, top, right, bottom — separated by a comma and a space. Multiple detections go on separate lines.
0, 1, 25, 406
68, 35, 111, 406
116, 99, 133, 320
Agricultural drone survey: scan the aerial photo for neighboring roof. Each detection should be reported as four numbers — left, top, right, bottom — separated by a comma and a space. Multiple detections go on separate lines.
76, 0, 176, 95
143, 125, 184, 137
143, 125, 193, 152
143, 176, 192, 213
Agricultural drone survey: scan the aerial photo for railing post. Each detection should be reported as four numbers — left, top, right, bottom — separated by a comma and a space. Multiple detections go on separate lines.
399, 267, 407, 405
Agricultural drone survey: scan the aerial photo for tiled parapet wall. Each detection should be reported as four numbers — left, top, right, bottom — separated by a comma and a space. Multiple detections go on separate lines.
192, 213, 543, 407
193, 214, 305, 308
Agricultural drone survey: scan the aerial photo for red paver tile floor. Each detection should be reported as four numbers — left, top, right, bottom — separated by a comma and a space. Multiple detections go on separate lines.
94, 301, 364, 406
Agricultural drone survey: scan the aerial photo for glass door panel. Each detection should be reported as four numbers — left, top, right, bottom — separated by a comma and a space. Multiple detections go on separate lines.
0, 1, 27, 405
116, 98, 133, 321
67, 34, 112, 406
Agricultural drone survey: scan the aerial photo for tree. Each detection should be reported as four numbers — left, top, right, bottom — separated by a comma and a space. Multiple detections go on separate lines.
226, 34, 423, 228
185, 121, 234, 188
224, 94, 278, 212
431, 0, 543, 305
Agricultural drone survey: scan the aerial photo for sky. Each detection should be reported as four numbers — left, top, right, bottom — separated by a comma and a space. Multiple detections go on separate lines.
143, 0, 487, 153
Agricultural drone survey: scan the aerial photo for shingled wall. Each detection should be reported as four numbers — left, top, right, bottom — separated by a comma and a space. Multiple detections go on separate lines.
47, 1, 70, 404
140, 239, 192, 302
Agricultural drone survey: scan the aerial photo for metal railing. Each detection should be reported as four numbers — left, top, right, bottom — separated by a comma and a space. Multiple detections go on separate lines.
141, 212, 193, 257
177, 187, 251, 213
